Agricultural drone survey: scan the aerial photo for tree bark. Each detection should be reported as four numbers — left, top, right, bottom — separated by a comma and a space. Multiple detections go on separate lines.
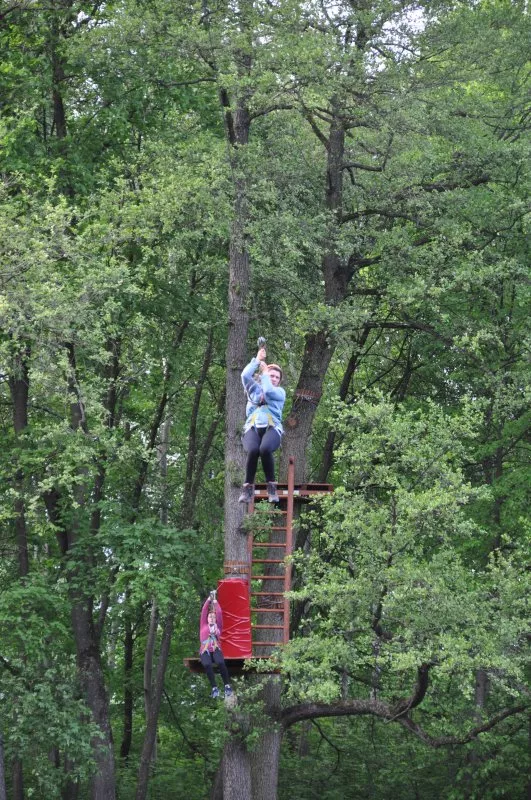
281, 113, 347, 482
223, 713, 251, 800
60, 756, 80, 800
12, 758, 23, 800
9, 345, 30, 578
119, 610, 134, 761
183, 331, 214, 526
318, 325, 371, 481
70, 603, 116, 800
143, 601, 159, 762
223, 90, 252, 565
250, 678, 282, 800
62, 344, 117, 800
135, 607, 175, 800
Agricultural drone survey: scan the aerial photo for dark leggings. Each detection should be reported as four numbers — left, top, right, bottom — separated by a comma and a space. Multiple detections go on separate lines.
242, 427, 281, 484
200, 649, 230, 688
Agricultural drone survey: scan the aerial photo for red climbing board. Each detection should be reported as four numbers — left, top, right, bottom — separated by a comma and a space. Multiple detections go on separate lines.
217, 578, 252, 658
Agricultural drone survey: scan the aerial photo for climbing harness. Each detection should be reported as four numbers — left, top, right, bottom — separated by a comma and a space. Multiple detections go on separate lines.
201, 590, 221, 654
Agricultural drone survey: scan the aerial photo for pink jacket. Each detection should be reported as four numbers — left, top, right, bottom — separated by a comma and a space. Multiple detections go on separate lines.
199, 599, 223, 654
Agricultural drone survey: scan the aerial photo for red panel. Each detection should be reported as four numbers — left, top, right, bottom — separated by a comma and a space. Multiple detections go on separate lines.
217, 578, 252, 658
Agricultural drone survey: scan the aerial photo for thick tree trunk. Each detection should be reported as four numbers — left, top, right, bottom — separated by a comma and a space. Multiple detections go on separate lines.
12, 759, 23, 800
61, 763, 80, 800
250, 679, 282, 800
318, 326, 371, 481
63, 344, 116, 800
281, 331, 336, 482
281, 114, 347, 482
120, 612, 134, 761
183, 333, 213, 524
71, 604, 116, 800
135, 608, 174, 800
219, 41, 258, 795
223, 723, 251, 800
143, 601, 159, 763
223, 95, 252, 562
58, 752, 80, 800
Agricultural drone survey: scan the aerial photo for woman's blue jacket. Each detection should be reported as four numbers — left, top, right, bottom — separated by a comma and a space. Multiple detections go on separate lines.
241, 357, 285, 434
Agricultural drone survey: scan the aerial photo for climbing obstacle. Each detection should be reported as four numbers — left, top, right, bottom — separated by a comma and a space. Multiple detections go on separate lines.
184, 457, 333, 674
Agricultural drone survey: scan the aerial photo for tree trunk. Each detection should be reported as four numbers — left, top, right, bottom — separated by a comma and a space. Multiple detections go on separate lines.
64, 344, 116, 800
71, 603, 116, 800
223, 93, 252, 563
120, 610, 134, 761
318, 326, 371, 481
143, 601, 159, 763
250, 678, 282, 800
281, 113, 347, 483
223, 723, 251, 800
60, 757, 80, 800
9, 346, 30, 578
281, 331, 336, 482
218, 37, 259, 795
183, 333, 213, 525
12, 758, 23, 800
135, 607, 174, 800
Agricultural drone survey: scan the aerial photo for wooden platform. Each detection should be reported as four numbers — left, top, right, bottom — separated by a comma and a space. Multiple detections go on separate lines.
253, 481, 333, 499
183, 656, 280, 675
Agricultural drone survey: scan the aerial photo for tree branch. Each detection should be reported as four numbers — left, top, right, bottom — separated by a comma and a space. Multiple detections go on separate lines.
302, 110, 330, 150
342, 161, 383, 172
250, 103, 294, 121
341, 209, 422, 225
397, 704, 528, 747
282, 694, 528, 749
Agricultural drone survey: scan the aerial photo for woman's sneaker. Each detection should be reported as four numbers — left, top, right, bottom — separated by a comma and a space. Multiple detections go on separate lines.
211, 687, 220, 699
267, 482, 279, 503
224, 685, 233, 698
238, 483, 254, 503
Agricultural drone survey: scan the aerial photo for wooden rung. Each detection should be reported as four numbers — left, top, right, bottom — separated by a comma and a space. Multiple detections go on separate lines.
252, 542, 286, 548
252, 508, 287, 514
252, 559, 284, 564
271, 526, 287, 531
252, 642, 282, 647
251, 591, 284, 596
251, 624, 284, 629
252, 608, 285, 613
251, 575, 285, 580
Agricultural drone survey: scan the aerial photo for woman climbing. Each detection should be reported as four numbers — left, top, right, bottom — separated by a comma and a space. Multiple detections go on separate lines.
239, 342, 286, 504
199, 591, 232, 699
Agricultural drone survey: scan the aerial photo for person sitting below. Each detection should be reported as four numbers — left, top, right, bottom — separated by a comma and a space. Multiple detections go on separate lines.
239, 345, 285, 504
199, 592, 232, 699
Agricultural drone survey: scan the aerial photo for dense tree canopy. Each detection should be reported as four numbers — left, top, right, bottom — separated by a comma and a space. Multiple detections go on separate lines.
0, 0, 529, 798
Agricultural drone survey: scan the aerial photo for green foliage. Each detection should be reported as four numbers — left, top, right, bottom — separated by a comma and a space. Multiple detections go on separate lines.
0, 575, 100, 797
286, 395, 528, 719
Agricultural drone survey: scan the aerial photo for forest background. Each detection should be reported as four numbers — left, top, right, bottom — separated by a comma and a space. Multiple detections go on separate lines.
0, 0, 529, 798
